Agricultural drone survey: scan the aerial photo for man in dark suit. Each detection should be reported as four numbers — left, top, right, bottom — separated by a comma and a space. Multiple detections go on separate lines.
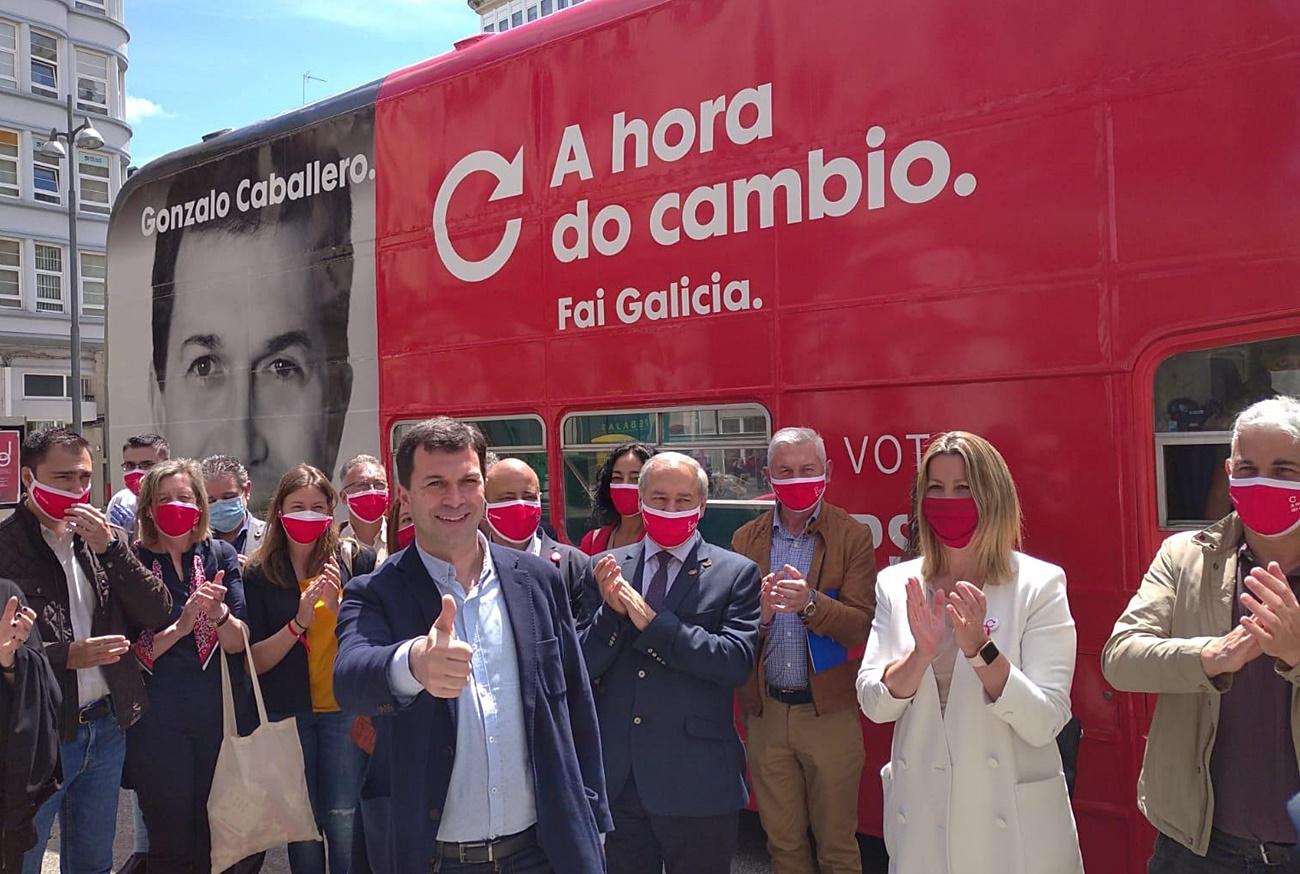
580, 451, 761, 874
334, 418, 610, 873
483, 457, 590, 628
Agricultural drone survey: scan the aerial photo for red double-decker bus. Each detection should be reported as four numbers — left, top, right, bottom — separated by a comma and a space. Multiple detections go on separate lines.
107, 1, 1300, 870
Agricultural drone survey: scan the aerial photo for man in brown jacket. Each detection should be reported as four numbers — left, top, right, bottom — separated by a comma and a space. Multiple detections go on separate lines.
731, 426, 875, 874
1103, 397, 1300, 872
0, 428, 172, 873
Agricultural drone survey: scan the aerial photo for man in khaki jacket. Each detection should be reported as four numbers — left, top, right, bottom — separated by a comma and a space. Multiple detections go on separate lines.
1103, 396, 1300, 872
732, 427, 875, 874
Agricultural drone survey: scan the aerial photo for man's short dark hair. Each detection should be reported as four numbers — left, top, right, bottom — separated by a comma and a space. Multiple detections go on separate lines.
395, 418, 487, 488
22, 427, 91, 471
124, 433, 170, 457
201, 454, 251, 489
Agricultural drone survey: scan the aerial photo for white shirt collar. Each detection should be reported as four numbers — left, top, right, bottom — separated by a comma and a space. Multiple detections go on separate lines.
644, 531, 700, 567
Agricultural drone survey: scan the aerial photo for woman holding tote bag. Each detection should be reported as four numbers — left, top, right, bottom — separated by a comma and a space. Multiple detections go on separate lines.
244, 465, 374, 874
126, 458, 264, 873
857, 432, 1083, 874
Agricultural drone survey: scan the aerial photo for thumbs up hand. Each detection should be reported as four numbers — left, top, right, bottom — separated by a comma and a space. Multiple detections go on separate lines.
410, 594, 474, 699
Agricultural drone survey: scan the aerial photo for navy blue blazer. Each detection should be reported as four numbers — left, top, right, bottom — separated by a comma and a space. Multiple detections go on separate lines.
333, 543, 610, 873
579, 538, 761, 817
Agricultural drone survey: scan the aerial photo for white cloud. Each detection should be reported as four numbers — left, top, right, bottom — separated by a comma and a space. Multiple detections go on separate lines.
125, 96, 174, 125
277, 0, 474, 34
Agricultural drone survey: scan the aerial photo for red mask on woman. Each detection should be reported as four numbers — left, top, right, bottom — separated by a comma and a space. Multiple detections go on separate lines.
610, 483, 641, 518
281, 511, 333, 545
922, 496, 979, 549
155, 501, 201, 538
395, 522, 416, 550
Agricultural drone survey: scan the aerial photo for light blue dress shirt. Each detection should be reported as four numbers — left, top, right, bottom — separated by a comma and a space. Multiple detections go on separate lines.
388, 533, 538, 842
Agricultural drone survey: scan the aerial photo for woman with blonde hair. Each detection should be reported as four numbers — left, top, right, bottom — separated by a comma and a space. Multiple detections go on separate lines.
126, 458, 258, 873
243, 464, 375, 874
857, 431, 1083, 874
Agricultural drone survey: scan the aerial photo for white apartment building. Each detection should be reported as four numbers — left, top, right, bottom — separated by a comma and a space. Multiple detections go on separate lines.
469, 0, 588, 33
0, 0, 129, 429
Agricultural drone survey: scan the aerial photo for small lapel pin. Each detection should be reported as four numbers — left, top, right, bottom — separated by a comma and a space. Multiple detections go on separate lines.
549, 550, 562, 566
983, 617, 1000, 635
699, 558, 713, 568
687, 568, 699, 576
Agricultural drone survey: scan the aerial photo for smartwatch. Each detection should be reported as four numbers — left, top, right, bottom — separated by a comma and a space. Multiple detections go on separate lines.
966, 639, 999, 667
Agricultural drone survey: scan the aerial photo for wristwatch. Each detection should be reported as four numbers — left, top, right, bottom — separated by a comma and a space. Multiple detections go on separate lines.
966, 639, 999, 667
798, 589, 818, 620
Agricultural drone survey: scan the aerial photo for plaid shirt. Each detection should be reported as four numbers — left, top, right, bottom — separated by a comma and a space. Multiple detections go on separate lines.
765, 507, 819, 690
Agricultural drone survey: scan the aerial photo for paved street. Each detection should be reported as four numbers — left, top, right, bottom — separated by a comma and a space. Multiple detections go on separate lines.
41, 795, 888, 873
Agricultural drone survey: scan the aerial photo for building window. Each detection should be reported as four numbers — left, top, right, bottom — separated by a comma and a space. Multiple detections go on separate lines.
558, 0, 568, 7
527, 5, 539, 21
0, 129, 18, 198
77, 151, 111, 214
511, 11, 523, 26
0, 22, 17, 88
34, 244, 63, 313
541, 0, 553, 13
23, 374, 67, 399
75, 49, 109, 114
33, 142, 60, 205
498, 20, 508, 31
75, 0, 108, 13
30, 31, 59, 99
80, 251, 104, 314
0, 238, 20, 309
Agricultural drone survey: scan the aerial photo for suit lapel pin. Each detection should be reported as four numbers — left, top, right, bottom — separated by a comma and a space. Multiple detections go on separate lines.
699, 558, 713, 568
687, 567, 699, 576
549, 550, 562, 566
983, 617, 1000, 635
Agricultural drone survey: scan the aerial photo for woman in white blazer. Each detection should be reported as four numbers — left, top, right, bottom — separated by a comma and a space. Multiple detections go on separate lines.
856, 431, 1083, 874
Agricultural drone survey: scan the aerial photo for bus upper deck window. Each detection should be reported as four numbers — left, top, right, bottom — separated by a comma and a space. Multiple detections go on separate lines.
1154, 336, 1300, 529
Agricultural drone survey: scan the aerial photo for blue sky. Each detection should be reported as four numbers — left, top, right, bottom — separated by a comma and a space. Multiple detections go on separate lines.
123, 0, 481, 166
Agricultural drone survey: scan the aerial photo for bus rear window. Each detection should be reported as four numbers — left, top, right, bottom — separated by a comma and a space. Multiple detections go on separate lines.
1154, 335, 1300, 528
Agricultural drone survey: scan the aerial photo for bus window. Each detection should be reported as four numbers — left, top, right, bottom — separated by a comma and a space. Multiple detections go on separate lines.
1154, 335, 1300, 528
561, 403, 772, 544
389, 414, 550, 523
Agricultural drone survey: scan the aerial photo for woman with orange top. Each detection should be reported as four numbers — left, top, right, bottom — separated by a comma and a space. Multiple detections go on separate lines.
243, 464, 376, 874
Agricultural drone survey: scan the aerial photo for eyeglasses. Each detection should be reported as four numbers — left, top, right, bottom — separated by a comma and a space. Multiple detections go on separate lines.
341, 479, 388, 495
121, 460, 159, 473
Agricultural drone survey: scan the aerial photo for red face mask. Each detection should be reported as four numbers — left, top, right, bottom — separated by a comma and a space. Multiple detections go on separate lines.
123, 470, 146, 496
771, 475, 827, 513
155, 501, 201, 538
641, 504, 701, 549
29, 478, 90, 521
610, 483, 641, 518
922, 496, 980, 549
346, 488, 389, 525
1229, 477, 1300, 538
486, 499, 543, 544
395, 522, 416, 550
281, 511, 333, 545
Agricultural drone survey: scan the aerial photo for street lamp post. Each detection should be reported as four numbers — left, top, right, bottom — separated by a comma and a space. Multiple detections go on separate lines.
37, 96, 103, 434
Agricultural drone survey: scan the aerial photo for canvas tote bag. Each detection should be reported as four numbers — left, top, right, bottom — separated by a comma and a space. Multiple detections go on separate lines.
208, 626, 320, 871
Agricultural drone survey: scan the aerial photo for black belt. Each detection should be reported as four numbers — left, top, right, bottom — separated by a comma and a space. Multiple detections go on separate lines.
767, 684, 812, 705
1211, 828, 1296, 866
435, 825, 537, 865
78, 696, 113, 725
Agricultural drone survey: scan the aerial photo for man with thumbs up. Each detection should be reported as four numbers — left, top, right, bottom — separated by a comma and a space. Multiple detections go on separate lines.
334, 417, 609, 874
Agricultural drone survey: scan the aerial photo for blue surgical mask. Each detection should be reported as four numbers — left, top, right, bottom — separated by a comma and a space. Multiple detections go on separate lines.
209, 497, 246, 534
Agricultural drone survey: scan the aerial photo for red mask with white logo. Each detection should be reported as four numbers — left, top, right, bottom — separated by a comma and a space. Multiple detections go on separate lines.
395, 522, 416, 550
281, 511, 333, 545
155, 501, 201, 538
29, 478, 90, 521
771, 475, 827, 513
922, 496, 980, 549
123, 470, 146, 496
641, 504, 701, 549
486, 499, 543, 544
1229, 477, 1300, 538
346, 488, 389, 525
610, 483, 641, 518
